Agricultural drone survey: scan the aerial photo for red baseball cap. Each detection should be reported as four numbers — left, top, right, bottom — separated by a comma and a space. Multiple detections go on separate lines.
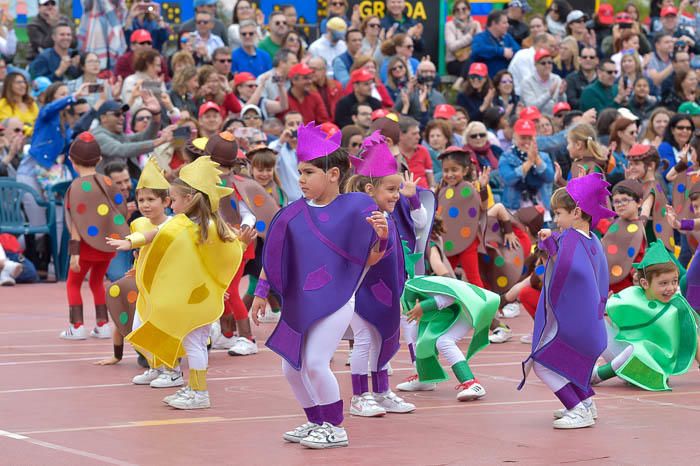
233, 72, 256, 88
660, 6, 678, 17
130, 29, 153, 44
468, 62, 488, 77
319, 121, 340, 136
553, 102, 572, 115
433, 104, 456, 120
350, 69, 374, 83
615, 12, 633, 24
519, 106, 542, 121
288, 63, 313, 79
514, 119, 537, 136
597, 4, 614, 26
198, 101, 223, 119
534, 48, 551, 63
371, 108, 389, 121
628, 143, 651, 158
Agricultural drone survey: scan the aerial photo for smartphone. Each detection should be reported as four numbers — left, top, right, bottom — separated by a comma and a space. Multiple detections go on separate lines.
142, 80, 162, 93
234, 127, 256, 139
87, 83, 104, 93
290, 129, 298, 139
172, 126, 191, 143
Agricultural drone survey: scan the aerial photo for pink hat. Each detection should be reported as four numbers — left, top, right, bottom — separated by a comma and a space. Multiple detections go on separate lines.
514, 119, 537, 136
288, 63, 313, 79
597, 4, 614, 26
434, 104, 456, 120
350, 131, 398, 177
233, 72, 256, 88
350, 69, 374, 83
130, 29, 153, 44
319, 121, 340, 137
296, 121, 342, 162
534, 48, 552, 62
553, 102, 572, 115
565, 173, 616, 227
468, 62, 488, 77
198, 101, 222, 118
660, 6, 678, 17
371, 108, 389, 121
519, 106, 542, 121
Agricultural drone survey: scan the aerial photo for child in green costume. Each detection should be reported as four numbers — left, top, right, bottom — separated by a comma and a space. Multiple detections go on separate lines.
592, 241, 699, 391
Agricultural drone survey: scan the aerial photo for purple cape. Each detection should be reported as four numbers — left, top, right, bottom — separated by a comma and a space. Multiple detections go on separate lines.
354, 217, 405, 369
263, 193, 378, 370
391, 188, 435, 275
687, 252, 700, 310
520, 229, 608, 391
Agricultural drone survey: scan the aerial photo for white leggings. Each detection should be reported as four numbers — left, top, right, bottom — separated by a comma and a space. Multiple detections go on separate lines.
436, 312, 472, 367
283, 297, 355, 408
182, 324, 211, 371
349, 313, 385, 374
400, 315, 417, 361
533, 362, 568, 393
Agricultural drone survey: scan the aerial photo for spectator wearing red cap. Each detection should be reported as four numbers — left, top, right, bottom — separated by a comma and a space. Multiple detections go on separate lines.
498, 118, 554, 212
229, 70, 285, 118
520, 48, 566, 116
123, 0, 171, 52
27, 0, 75, 62
198, 101, 224, 138
507, 32, 552, 95
231, 20, 272, 77
114, 30, 171, 82
456, 62, 495, 121
284, 63, 329, 124
334, 68, 382, 128
470, 10, 521, 78
657, 6, 700, 56
308, 57, 343, 123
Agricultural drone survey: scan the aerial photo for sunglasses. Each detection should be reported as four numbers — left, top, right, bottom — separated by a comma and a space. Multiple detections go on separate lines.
674, 125, 693, 131
350, 141, 362, 148
500, 79, 514, 84
367, 23, 381, 29
252, 140, 267, 145
538, 60, 553, 66
216, 58, 232, 63
109, 111, 124, 118
600, 69, 616, 75
41, 1, 56, 6
241, 31, 255, 37
455, 7, 469, 12
243, 114, 262, 120
136, 115, 152, 122
391, 65, 405, 71
273, 21, 286, 26
331, 1, 345, 6
468, 75, 484, 80
580, 55, 597, 59
469, 133, 487, 139
197, 20, 211, 24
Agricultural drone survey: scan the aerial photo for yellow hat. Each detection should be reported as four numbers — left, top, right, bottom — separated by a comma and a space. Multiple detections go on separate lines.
192, 137, 208, 151
178, 156, 232, 212
136, 157, 170, 190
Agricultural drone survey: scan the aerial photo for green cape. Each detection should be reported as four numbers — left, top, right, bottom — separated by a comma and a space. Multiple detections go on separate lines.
401, 276, 500, 383
606, 286, 698, 391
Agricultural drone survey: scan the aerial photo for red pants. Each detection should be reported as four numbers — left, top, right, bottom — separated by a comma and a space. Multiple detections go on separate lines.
224, 260, 248, 321
449, 240, 484, 288
518, 284, 541, 319
66, 258, 110, 307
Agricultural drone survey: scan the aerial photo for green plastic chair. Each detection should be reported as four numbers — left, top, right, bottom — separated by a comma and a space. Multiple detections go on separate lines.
0, 179, 58, 280
47, 181, 72, 281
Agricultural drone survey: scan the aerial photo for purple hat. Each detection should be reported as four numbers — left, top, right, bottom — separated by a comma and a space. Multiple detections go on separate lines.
296, 121, 342, 163
565, 173, 616, 227
350, 131, 398, 177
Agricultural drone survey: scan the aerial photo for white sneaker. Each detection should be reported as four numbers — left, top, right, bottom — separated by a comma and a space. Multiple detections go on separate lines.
552, 403, 595, 429
455, 379, 486, 401
90, 324, 112, 339
227, 337, 259, 356
59, 324, 87, 340
260, 310, 280, 323
396, 374, 436, 392
345, 349, 352, 366
350, 393, 386, 417
211, 334, 238, 350
150, 370, 184, 388
375, 390, 415, 413
500, 302, 521, 318
554, 400, 598, 420
283, 422, 320, 443
489, 326, 512, 343
162, 387, 192, 404
132, 368, 161, 385
168, 390, 211, 409
0, 268, 16, 286
520, 334, 533, 344
300, 422, 349, 449
386, 362, 393, 376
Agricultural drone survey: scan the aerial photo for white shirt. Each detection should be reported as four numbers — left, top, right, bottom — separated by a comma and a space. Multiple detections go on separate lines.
308, 36, 347, 73
194, 31, 225, 58
507, 47, 536, 95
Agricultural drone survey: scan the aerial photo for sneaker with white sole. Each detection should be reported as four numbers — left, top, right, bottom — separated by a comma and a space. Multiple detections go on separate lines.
227, 337, 258, 356
375, 391, 415, 413
132, 368, 161, 385
350, 393, 386, 417
300, 422, 349, 449
260, 310, 280, 323
90, 324, 112, 339
283, 422, 320, 443
520, 334, 533, 344
59, 324, 87, 340
489, 325, 512, 343
211, 334, 238, 350
455, 379, 486, 401
552, 403, 595, 429
396, 374, 436, 392
162, 387, 192, 405
500, 302, 521, 318
150, 370, 184, 388
554, 400, 598, 420
168, 390, 211, 409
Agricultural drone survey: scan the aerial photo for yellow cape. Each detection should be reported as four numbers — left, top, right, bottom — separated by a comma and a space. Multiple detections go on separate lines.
126, 214, 243, 368
130, 216, 160, 322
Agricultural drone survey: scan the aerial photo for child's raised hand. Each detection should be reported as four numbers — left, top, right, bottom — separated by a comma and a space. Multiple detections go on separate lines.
366, 211, 388, 239
478, 167, 491, 188
250, 297, 267, 326
399, 171, 419, 198
406, 299, 423, 323
666, 205, 681, 229
504, 232, 520, 250
106, 237, 132, 251
538, 228, 552, 241
237, 225, 258, 246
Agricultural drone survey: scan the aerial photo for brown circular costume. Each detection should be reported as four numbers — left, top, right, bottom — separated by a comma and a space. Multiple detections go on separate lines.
106, 274, 138, 337
437, 180, 481, 257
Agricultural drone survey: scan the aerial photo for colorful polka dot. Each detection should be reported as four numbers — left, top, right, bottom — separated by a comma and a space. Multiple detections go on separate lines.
669, 236, 675, 247
678, 184, 686, 193
114, 193, 124, 205
481, 254, 491, 264
611, 265, 623, 277
445, 188, 454, 200
81, 181, 92, 192
627, 247, 636, 258
460, 227, 471, 238
661, 206, 667, 216
655, 223, 662, 233
626, 224, 638, 233
535, 265, 545, 276
608, 223, 619, 234
468, 207, 477, 218
109, 285, 120, 297
448, 207, 459, 218
87, 226, 99, 236
127, 291, 138, 304
255, 220, 266, 232
103, 176, 112, 186
513, 256, 522, 266
97, 204, 109, 216
491, 222, 500, 232
253, 194, 266, 207
436, 206, 443, 215
76, 203, 87, 214
648, 301, 657, 309
230, 199, 237, 209
119, 312, 129, 325
607, 244, 618, 255
496, 276, 508, 288
114, 214, 126, 225
461, 186, 472, 198
494, 256, 505, 267
444, 240, 454, 252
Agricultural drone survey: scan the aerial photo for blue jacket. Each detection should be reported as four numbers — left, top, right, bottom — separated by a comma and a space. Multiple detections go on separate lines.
332, 52, 354, 86
29, 48, 80, 82
28, 95, 75, 170
498, 149, 554, 211
470, 31, 520, 78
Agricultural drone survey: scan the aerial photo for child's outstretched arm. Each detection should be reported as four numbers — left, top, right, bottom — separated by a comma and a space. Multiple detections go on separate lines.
666, 207, 700, 231
487, 202, 520, 250
251, 270, 269, 326
428, 245, 450, 277
105, 228, 159, 251
95, 328, 124, 366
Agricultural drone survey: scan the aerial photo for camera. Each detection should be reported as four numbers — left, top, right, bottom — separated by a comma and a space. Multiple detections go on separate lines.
87, 84, 104, 93
290, 130, 298, 139
416, 74, 433, 85
272, 75, 284, 84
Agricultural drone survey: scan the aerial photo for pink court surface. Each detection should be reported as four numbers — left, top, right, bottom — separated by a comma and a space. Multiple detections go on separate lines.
1, 282, 699, 465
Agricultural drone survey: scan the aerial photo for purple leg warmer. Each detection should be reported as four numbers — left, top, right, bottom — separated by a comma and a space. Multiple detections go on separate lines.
351, 373, 369, 396
554, 383, 584, 410
371, 369, 389, 394
319, 399, 344, 426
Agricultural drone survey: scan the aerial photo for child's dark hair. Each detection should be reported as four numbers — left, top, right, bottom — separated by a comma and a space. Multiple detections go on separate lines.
612, 184, 642, 202
307, 147, 351, 192
136, 187, 170, 202
439, 149, 476, 182
250, 148, 283, 187
551, 187, 592, 224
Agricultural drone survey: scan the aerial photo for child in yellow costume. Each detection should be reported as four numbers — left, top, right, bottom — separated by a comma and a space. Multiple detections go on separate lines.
107, 156, 256, 409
